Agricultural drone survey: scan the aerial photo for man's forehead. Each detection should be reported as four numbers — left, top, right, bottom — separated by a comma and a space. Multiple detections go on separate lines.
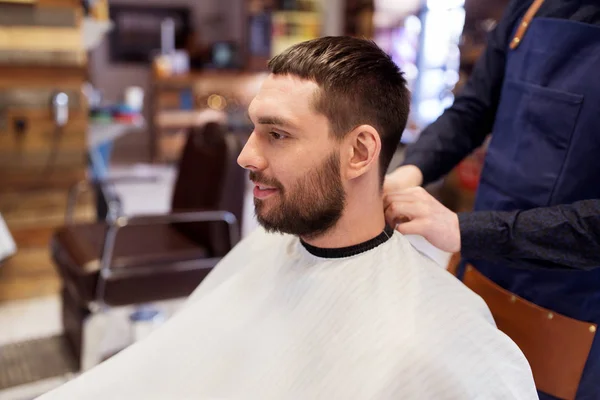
262, 73, 318, 92
249, 75, 319, 118
253, 74, 319, 105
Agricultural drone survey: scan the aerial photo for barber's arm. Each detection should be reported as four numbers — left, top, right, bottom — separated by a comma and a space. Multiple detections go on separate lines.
384, 188, 600, 270
396, 0, 531, 186
460, 199, 600, 270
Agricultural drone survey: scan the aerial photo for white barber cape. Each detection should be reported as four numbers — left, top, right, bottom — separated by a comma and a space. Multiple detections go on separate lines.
39, 227, 537, 400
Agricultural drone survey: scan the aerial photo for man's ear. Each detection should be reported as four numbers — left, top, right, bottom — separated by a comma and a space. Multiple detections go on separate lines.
344, 124, 381, 180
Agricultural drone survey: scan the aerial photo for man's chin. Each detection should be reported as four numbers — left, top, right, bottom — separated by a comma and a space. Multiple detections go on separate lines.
258, 223, 334, 239
255, 216, 286, 235
254, 205, 279, 232
254, 200, 274, 220
255, 212, 338, 238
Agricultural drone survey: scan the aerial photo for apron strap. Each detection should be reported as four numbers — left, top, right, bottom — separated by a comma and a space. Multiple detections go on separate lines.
510, 0, 546, 49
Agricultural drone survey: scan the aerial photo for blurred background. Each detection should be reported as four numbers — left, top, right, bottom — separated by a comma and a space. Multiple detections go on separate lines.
0, 0, 510, 398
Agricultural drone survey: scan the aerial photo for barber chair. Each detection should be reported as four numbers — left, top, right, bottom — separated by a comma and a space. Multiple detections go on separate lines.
447, 254, 594, 399
51, 122, 246, 370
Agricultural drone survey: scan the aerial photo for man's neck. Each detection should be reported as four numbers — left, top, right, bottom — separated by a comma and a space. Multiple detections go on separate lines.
300, 187, 386, 249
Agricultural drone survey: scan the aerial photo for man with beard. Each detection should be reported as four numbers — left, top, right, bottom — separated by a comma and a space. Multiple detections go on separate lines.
37, 37, 537, 400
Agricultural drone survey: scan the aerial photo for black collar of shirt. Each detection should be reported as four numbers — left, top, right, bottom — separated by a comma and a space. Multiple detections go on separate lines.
300, 225, 394, 259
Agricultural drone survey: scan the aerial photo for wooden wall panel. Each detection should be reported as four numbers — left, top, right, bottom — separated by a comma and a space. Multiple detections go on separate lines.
0, 66, 86, 88
0, 107, 88, 192
37, 0, 82, 8
0, 27, 83, 52
0, 248, 61, 302
1, 109, 86, 150
0, 189, 94, 302
0, 189, 94, 228
0, 50, 85, 66
0, 3, 77, 26
0, 169, 87, 192
11, 225, 59, 248
0, 0, 95, 302
0, 88, 82, 107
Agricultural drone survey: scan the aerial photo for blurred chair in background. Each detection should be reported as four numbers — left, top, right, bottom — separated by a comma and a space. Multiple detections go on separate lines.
51, 121, 246, 370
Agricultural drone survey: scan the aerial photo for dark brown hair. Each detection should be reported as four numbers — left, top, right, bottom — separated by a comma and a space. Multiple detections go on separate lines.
268, 36, 411, 185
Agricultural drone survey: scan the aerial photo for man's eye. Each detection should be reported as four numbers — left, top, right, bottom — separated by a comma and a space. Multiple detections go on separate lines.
269, 131, 285, 140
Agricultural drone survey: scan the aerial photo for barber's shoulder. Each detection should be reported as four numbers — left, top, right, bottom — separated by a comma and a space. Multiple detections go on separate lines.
487, 0, 536, 50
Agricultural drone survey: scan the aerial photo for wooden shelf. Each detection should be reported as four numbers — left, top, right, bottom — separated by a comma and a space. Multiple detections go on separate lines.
36, 0, 82, 8
0, 0, 37, 4
0, 65, 86, 88
0, 26, 82, 52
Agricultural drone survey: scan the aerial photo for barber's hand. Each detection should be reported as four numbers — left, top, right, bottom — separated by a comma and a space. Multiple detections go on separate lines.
383, 165, 424, 194
384, 186, 461, 254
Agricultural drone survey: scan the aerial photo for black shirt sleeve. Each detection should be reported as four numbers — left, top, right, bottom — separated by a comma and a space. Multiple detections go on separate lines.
459, 199, 600, 270
401, 0, 532, 186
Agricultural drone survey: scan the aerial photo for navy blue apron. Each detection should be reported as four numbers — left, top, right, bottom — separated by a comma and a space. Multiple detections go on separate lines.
461, 17, 600, 400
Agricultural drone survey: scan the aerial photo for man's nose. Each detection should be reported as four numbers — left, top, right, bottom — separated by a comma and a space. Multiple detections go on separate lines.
237, 132, 267, 171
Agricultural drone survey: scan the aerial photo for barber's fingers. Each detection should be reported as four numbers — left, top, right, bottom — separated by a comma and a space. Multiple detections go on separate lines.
385, 213, 409, 228
384, 198, 427, 226
384, 193, 418, 210
394, 219, 427, 236
383, 189, 423, 209
384, 187, 431, 207
384, 185, 430, 198
384, 190, 432, 215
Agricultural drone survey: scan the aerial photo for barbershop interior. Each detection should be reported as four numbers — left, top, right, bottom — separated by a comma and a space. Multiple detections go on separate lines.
1, 0, 597, 399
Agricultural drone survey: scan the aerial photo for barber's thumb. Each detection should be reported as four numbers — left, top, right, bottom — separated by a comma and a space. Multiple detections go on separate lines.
385, 213, 397, 228
395, 220, 422, 236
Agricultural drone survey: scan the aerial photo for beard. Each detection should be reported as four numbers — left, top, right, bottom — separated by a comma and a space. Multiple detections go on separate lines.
250, 151, 346, 238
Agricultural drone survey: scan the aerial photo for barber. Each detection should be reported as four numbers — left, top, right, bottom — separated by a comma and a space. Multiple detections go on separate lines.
384, 0, 600, 399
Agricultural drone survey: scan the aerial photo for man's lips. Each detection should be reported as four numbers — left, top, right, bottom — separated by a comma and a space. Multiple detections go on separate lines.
252, 182, 279, 199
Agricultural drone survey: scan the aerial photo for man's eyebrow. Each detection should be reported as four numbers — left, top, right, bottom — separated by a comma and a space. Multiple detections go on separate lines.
258, 116, 293, 126
248, 113, 295, 128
